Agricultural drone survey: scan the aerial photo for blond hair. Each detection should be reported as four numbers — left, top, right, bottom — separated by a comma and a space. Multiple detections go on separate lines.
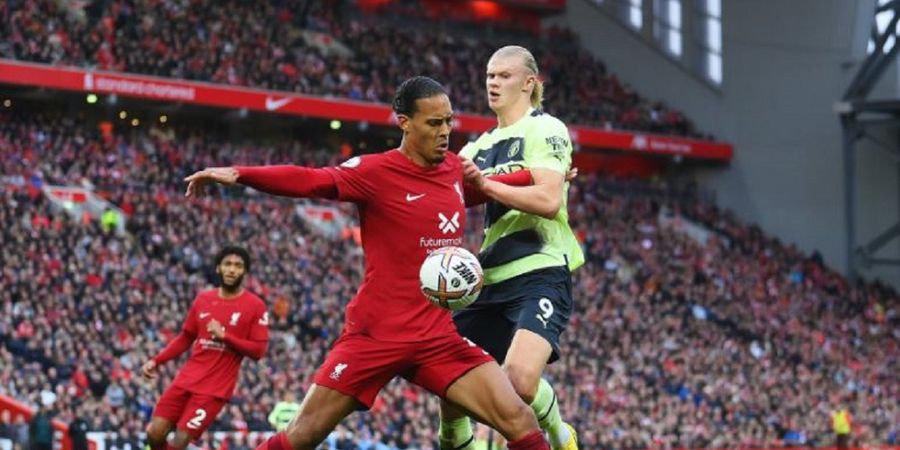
491, 45, 543, 109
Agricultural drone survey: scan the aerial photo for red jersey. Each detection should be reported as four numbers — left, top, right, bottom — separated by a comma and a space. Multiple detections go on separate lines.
324, 150, 466, 342
171, 289, 269, 398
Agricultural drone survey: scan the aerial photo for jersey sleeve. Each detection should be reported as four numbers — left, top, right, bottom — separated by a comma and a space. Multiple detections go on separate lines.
249, 301, 270, 342
182, 298, 199, 337
322, 155, 379, 203
525, 117, 572, 174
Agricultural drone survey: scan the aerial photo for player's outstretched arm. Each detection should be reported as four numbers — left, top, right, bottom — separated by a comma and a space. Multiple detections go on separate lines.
461, 158, 533, 208
461, 159, 577, 209
466, 165, 565, 219
184, 167, 239, 197
184, 165, 338, 199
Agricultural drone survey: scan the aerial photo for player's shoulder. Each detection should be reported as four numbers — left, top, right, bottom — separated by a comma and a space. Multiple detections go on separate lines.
335, 154, 373, 170
241, 290, 267, 307
194, 288, 218, 302
528, 109, 569, 132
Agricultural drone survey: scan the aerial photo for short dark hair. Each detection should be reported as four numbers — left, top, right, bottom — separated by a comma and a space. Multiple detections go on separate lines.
214, 245, 251, 272
392, 76, 447, 117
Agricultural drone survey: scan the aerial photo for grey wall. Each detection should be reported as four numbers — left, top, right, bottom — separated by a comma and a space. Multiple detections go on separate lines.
855, 126, 900, 286
547, 0, 900, 287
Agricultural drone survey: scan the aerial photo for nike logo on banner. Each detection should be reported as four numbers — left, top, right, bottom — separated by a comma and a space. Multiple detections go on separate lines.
264, 96, 293, 111
406, 193, 426, 202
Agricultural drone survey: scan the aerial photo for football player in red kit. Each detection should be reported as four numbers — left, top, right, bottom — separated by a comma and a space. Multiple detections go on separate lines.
183, 76, 550, 450
141, 246, 269, 450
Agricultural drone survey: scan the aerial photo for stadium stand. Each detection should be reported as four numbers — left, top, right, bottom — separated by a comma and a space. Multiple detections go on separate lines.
0, 0, 706, 138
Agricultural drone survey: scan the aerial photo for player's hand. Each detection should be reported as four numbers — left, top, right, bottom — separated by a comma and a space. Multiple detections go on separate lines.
207, 319, 226, 340
141, 360, 158, 381
184, 167, 239, 197
566, 166, 579, 182
460, 158, 485, 188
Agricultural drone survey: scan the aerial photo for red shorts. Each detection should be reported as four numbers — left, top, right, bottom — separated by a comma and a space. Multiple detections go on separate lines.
313, 332, 494, 409
152, 384, 228, 438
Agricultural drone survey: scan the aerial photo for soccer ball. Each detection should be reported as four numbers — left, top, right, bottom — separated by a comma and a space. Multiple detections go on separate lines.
419, 246, 484, 310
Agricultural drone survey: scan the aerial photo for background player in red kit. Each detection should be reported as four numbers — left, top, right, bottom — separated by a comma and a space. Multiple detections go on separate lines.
141, 246, 270, 450
183, 76, 551, 450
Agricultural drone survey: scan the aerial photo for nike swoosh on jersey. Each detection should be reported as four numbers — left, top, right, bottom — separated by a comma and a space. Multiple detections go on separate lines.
406, 193, 426, 202
264, 96, 293, 111
199, 313, 210, 318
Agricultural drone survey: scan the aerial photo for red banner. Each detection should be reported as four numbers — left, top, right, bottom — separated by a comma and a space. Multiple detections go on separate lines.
496, 0, 566, 10
0, 59, 732, 161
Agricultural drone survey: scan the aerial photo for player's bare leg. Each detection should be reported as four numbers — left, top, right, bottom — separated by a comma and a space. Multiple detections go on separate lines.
505, 329, 575, 450
443, 362, 549, 449
254, 384, 360, 450
169, 429, 195, 450
145, 417, 174, 450
438, 340, 548, 450
504, 330, 551, 402
439, 330, 575, 450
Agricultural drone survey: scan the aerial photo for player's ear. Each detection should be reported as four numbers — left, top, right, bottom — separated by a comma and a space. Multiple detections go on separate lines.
397, 114, 410, 133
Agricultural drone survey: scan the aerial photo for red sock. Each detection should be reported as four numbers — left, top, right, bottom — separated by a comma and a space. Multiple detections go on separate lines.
507, 431, 550, 450
255, 432, 291, 450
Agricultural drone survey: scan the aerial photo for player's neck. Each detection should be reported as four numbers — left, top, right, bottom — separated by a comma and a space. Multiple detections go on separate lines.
398, 145, 435, 168
218, 287, 244, 300
496, 101, 530, 129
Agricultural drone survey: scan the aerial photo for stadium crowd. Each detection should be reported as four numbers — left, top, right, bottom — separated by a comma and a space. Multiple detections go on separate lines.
561, 178, 898, 448
0, 0, 704, 139
0, 109, 897, 449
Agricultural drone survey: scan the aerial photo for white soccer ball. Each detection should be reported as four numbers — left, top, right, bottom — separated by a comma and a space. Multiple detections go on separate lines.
419, 246, 484, 310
